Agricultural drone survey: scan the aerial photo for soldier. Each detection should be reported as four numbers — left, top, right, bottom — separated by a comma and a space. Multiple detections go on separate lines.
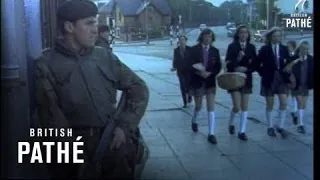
96, 25, 113, 51
34, 0, 149, 179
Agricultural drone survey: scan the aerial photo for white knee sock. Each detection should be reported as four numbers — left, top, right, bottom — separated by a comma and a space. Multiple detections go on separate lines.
229, 111, 238, 126
266, 110, 273, 128
279, 110, 287, 129
291, 97, 298, 113
298, 109, 304, 126
192, 110, 199, 123
240, 111, 248, 133
208, 111, 215, 135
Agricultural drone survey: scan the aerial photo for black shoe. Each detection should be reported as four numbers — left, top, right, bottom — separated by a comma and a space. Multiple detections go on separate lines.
277, 128, 288, 138
207, 135, 217, 144
191, 123, 198, 132
183, 104, 187, 108
238, 133, 248, 141
297, 126, 306, 134
291, 112, 298, 125
228, 125, 235, 135
267, 128, 276, 137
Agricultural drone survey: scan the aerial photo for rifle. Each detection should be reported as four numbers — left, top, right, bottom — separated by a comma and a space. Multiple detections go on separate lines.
80, 93, 126, 178
79, 120, 116, 179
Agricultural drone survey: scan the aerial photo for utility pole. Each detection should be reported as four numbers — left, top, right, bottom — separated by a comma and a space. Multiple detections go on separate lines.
189, 0, 192, 22
189, 0, 197, 25
145, 0, 149, 44
266, 0, 269, 29
248, 1, 253, 29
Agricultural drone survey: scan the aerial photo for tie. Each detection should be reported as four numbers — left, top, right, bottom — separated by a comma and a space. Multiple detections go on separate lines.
241, 43, 245, 50
180, 47, 185, 58
274, 45, 279, 69
203, 47, 209, 68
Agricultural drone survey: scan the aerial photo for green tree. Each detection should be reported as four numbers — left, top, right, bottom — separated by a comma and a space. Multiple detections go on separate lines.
255, 0, 278, 20
220, 1, 247, 24
166, 0, 229, 26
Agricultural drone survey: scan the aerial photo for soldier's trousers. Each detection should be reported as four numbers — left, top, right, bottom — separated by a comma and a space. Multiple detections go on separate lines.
45, 129, 137, 179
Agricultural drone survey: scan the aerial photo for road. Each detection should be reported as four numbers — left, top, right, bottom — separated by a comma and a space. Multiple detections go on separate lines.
113, 26, 314, 60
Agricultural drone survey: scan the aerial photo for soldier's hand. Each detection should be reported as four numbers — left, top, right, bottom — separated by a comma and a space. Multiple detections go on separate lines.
110, 127, 126, 150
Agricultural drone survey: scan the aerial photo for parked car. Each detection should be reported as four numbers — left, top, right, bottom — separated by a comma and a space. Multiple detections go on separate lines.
226, 22, 235, 30
227, 27, 236, 37
199, 24, 207, 31
254, 30, 267, 42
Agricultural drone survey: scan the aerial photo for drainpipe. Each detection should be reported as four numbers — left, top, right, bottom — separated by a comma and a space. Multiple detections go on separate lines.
1, 0, 29, 178
1, 0, 42, 178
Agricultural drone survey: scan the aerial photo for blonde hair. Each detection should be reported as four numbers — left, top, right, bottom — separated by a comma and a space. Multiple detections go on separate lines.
295, 39, 309, 54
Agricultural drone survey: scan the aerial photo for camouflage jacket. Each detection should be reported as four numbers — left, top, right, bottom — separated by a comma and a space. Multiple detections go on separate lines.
35, 39, 149, 130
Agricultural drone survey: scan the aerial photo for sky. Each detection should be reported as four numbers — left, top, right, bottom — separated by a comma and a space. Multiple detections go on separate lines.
205, 0, 245, 7
94, 0, 245, 8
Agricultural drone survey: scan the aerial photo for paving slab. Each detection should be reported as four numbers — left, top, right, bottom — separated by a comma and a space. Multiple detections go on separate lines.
189, 168, 250, 180
140, 158, 190, 180
215, 139, 268, 156
148, 144, 176, 158
257, 138, 312, 153
177, 154, 236, 173
229, 153, 309, 180
272, 150, 313, 170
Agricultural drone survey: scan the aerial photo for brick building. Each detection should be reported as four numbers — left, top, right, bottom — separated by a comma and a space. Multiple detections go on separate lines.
98, 0, 171, 41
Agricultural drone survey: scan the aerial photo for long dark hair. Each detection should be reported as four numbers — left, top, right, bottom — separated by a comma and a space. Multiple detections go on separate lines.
233, 25, 251, 42
197, 28, 215, 44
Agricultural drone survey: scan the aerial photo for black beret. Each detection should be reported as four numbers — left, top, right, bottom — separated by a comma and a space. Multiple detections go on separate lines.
57, 0, 98, 22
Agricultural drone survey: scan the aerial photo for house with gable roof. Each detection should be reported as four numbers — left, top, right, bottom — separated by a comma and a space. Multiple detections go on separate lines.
99, 0, 171, 41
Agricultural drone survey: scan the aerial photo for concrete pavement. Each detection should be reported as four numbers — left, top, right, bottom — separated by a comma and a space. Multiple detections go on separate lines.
114, 52, 313, 180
